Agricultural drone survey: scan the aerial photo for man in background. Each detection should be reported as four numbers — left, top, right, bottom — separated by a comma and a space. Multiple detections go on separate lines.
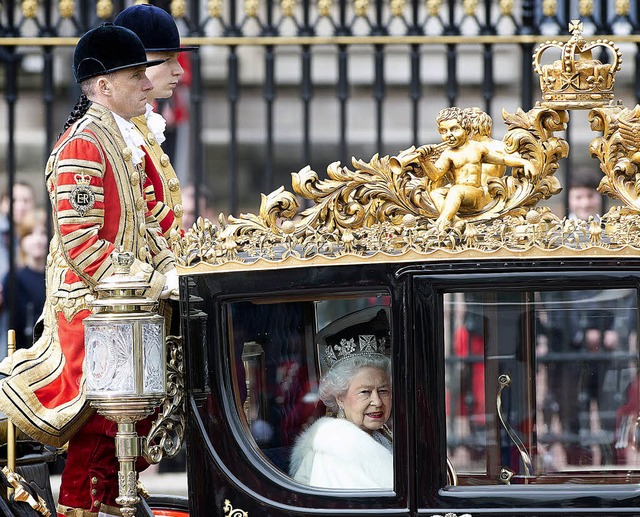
567, 168, 604, 220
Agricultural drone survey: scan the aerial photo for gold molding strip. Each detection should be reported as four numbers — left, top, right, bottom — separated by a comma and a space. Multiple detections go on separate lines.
1, 33, 632, 47
176, 243, 640, 275
8, 33, 640, 47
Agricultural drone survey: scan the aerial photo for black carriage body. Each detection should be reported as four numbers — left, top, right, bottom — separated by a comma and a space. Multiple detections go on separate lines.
180, 256, 640, 516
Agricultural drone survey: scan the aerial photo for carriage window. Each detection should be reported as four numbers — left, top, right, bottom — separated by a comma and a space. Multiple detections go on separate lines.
445, 288, 639, 485
227, 293, 393, 489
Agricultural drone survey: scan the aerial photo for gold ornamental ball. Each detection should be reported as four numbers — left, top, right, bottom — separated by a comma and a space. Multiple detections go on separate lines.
616, 0, 630, 16
281, 220, 296, 234
463, 0, 478, 16
542, 0, 557, 17
525, 209, 542, 224
390, 0, 406, 17
402, 214, 417, 228
317, 0, 332, 17
22, 0, 38, 18
208, 0, 222, 18
281, 0, 296, 17
354, 0, 369, 17
579, 0, 594, 16
59, 0, 75, 19
426, 0, 441, 16
244, 0, 259, 17
171, 0, 187, 18
499, 0, 514, 16
96, 0, 113, 19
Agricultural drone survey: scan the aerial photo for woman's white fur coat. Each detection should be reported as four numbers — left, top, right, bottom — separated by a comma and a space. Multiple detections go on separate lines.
289, 416, 393, 489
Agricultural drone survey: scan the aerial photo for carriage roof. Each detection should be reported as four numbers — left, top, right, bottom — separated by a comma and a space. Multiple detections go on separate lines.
176, 21, 640, 274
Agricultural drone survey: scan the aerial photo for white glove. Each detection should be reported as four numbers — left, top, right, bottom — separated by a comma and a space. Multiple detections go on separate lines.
159, 268, 179, 300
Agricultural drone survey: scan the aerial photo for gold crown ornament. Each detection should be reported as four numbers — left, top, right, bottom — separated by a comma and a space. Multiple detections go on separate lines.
533, 20, 622, 109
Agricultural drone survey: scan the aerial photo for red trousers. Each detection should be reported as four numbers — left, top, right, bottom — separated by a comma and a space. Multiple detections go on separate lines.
57, 412, 152, 511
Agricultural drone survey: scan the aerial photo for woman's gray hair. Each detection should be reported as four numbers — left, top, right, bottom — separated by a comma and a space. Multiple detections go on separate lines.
318, 354, 392, 413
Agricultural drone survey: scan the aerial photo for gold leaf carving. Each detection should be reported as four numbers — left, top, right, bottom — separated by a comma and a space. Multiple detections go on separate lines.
143, 336, 185, 465
589, 104, 640, 212
176, 106, 575, 268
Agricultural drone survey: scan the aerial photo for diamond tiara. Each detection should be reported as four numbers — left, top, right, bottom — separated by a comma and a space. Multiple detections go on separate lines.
323, 334, 388, 369
317, 306, 391, 372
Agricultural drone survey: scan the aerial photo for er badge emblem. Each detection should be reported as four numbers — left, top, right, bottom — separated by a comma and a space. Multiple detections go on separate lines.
70, 173, 96, 216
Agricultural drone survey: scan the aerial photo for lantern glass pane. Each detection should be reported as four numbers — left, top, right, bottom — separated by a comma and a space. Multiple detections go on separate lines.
85, 322, 135, 394
143, 321, 165, 394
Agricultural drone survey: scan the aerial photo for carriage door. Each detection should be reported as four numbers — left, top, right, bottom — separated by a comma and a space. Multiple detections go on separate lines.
414, 273, 640, 513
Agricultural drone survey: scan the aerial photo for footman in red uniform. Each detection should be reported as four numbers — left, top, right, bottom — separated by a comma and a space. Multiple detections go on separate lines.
0, 24, 179, 517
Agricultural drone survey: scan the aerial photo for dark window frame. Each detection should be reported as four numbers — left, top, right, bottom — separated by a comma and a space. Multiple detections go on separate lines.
413, 268, 640, 511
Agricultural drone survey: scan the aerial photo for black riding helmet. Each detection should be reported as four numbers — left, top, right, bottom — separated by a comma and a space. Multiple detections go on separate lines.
73, 23, 165, 83
114, 4, 197, 53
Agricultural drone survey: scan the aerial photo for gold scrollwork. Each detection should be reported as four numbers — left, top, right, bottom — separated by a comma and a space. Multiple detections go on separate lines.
215, 104, 566, 241
2, 467, 51, 516
589, 104, 640, 213
499, 0, 514, 15
175, 25, 640, 271
142, 335, 185, 464
224, 499, 249, 517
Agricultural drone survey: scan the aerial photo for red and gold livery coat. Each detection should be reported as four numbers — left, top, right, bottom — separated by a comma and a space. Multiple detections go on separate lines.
0, 104, 174, 447
132, 114, 183, 247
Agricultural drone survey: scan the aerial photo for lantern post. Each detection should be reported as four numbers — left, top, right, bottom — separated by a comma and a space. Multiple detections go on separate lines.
83, 250, 166, 517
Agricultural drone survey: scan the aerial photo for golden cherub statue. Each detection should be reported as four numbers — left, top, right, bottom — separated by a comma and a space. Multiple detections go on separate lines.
393, 107, 536, 231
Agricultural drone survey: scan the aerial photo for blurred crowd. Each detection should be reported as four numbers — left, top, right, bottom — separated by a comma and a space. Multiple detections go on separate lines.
0, 181, 46, 355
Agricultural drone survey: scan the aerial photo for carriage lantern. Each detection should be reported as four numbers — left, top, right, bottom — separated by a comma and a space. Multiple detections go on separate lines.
83, 249, 166, 517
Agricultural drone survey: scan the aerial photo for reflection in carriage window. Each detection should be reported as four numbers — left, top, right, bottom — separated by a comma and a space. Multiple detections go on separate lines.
444, 288, 639, 485
228, 294, 392, 489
